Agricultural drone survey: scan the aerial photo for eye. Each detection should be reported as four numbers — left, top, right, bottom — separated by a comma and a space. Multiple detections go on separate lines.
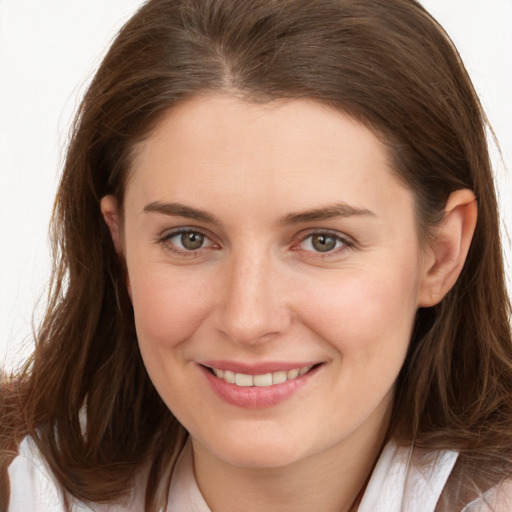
298, 231, 352, 254
160, 228, 216, 254
176, 231, 206, 250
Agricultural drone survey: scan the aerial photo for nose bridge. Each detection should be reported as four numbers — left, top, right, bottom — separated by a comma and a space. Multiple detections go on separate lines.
217, 246, 289, 344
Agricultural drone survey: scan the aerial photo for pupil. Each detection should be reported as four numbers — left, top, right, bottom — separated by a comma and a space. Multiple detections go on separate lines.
181, 232, 204, 250
312, 234, 336, 252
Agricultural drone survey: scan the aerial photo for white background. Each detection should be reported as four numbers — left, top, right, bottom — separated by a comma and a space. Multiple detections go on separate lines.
1, 1, 511, 371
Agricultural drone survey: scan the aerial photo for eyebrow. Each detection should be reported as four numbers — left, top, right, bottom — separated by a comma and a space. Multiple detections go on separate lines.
143, 201, 376, 226
279, 203, 376, 225
143, 201, 222, 224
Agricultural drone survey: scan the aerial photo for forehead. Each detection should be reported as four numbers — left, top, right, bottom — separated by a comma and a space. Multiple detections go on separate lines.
125, 93, 413, 224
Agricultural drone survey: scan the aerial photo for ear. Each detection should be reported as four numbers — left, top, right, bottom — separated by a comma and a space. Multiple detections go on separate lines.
100, 195, 123, 254
418, 189, 477, 307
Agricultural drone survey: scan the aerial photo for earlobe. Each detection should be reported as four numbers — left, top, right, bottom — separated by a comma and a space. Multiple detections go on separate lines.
418, 189, 477, 307
100, 195, 123, 254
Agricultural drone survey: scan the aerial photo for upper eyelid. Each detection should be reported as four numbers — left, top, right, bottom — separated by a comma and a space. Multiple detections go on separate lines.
295, 228, 355, 244
159, 226, 214, 240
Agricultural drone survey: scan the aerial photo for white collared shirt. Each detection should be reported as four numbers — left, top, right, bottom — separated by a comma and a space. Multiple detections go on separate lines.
7, 436, 509, 511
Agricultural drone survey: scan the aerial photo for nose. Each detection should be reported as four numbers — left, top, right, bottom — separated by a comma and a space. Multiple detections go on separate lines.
214, 251, 292, 345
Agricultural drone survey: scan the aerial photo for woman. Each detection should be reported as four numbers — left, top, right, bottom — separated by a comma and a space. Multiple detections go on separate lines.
1, 0, 511, 510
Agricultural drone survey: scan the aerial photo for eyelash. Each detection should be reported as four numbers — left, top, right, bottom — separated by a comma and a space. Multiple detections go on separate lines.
157, 228, 355, 258
158, 228, 217, 257
294, 230, 355, 258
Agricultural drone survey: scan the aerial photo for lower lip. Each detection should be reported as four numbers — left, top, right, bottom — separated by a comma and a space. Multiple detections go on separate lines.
200, 365, 320, 408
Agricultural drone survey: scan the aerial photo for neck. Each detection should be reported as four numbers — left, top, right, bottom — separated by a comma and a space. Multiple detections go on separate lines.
191, 403, 391, 512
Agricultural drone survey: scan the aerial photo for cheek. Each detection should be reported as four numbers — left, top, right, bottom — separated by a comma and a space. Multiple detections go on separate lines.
296, 270, 419, 428
129, 267, 212, 351
127, 267, 214, 414
300, 267, 420, 363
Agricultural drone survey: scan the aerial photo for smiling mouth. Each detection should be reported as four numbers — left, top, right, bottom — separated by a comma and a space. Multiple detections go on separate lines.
205, 364, 319, 387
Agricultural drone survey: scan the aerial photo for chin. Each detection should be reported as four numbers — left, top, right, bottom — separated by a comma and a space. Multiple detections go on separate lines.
194, 426, 318, 469
220, 447, 305, 469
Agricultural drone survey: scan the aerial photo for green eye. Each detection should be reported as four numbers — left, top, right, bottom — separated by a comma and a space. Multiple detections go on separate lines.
310, 234, 337, 252
180, 232, 205, 250
298, 231, 351, 255
161, 229, 214, 254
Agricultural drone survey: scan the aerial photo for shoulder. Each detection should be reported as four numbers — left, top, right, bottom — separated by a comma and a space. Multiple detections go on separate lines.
7, 436, 68, 512
462, 479, 512, 512
358, 439, 458, 512
7, 436, 146, 512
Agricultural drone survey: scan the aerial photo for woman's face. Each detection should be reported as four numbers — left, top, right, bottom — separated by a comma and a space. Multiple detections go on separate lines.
105, 94, 434, 469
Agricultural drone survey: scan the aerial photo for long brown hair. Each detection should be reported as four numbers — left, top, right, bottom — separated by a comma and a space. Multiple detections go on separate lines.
2, 0, 511, 510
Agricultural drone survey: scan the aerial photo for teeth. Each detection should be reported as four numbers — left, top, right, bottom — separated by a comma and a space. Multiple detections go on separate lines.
224, 370, 235, 384
253, 373, 273, 387
272, 371, 287, 384
287, 368, 299, 379
212, 365, 313, 387
235, 373, 253, 387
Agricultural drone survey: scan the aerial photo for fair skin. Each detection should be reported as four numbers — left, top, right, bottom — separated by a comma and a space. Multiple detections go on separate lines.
101, 94, 476, 512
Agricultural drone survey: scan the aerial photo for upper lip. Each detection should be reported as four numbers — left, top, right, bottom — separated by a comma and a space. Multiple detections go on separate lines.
199, 360, 321, 375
